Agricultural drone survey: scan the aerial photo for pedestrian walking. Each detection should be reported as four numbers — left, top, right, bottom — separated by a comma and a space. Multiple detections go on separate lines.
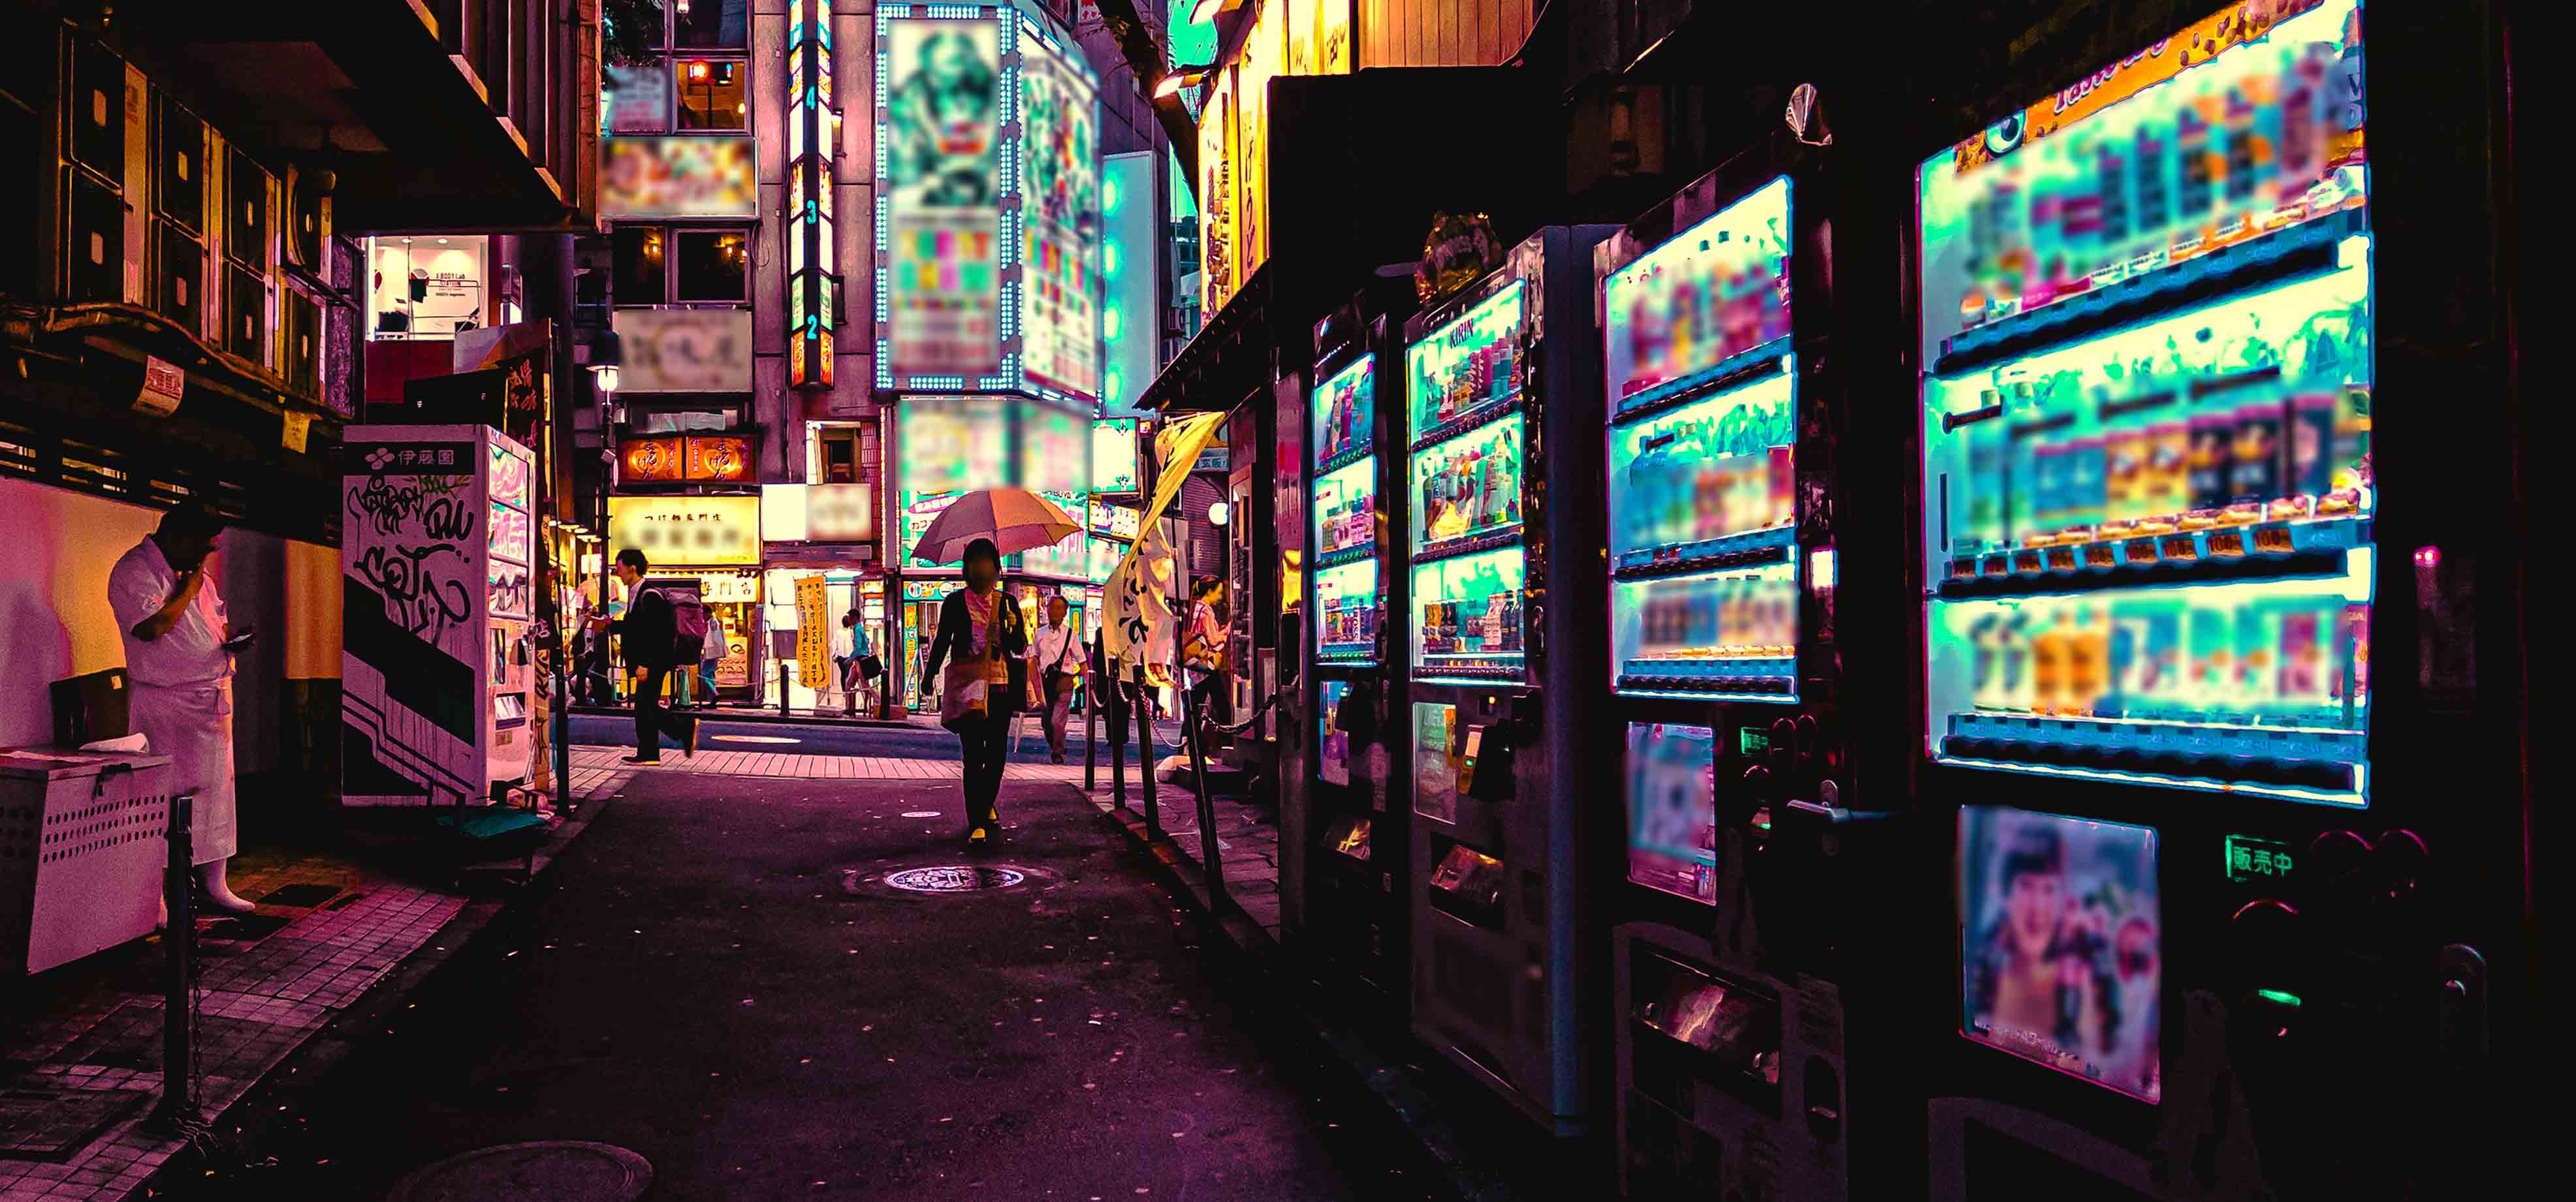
698, 609, 729, 708
596, 548, 697, 765
109, 503, 256, 913
1034, 595, 1081, 763
1182, 575, 1230, 712
921, 539, 1027, 848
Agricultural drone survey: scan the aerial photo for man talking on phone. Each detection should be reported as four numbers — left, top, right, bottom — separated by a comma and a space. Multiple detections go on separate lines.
109, 503, 257, 913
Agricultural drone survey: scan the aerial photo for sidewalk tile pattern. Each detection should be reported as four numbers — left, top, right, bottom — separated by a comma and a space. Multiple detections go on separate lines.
0, 771, 631, 1202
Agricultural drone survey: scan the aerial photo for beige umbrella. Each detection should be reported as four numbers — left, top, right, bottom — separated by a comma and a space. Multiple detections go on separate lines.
908, 487, 1081, 565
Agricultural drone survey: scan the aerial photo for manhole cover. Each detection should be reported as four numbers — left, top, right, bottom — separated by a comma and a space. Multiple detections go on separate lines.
887, 865, 1026, 892
387, 1141, 651, 1202
843, 863, 1055, 899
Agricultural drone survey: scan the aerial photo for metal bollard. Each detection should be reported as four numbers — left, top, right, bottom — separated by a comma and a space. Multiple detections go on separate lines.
781, 662, 795, 718
1181, 686, 1225, 900
1108, 676, 1127, 810
149, 792, 200, 1131
1137, 678, 1160, 840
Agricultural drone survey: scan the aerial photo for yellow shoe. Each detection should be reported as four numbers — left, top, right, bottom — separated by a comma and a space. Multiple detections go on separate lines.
968, 827, 990, 848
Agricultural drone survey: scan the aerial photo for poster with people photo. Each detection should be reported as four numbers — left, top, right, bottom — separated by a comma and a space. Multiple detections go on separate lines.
885, 18, 1002, 377
1959, 806, 2162, 1102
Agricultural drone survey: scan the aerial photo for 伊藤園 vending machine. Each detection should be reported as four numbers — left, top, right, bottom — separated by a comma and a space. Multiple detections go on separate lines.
1401, 224, 1615, 1132
341, 424, 536, 805
1916, 1, 2528, 1197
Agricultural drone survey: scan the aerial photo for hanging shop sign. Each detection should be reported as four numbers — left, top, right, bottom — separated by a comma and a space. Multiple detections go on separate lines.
1090, 417, 1138, 494
615, 309, 754, 393
607, 495, 761, 565
600, 136, 758, 219
619, 435, 754, 482
1188, 0, 1354, 326
1100, 152, 1156, 414
788, 0, 839, 390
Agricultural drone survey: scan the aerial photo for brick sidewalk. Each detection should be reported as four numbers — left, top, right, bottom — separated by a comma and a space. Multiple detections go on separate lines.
0, 769, 631, 1202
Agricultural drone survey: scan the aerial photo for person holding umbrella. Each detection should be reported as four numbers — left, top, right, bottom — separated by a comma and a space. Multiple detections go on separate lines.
913, 489, 1079, 848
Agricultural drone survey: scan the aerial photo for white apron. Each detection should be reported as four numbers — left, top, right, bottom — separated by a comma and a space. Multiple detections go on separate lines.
129, 679, 238, 864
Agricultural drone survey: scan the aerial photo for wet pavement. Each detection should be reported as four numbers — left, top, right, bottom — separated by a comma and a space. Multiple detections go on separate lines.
158, 774, 1423, 1199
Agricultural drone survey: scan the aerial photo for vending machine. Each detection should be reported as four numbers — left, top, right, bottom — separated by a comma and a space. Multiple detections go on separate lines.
1401, 225, 1615, 1132
1597, 145, 1926, 1201
1290, 298, 1410, 1017
340, 424, 537, 805
1917, 2, 2526, 1196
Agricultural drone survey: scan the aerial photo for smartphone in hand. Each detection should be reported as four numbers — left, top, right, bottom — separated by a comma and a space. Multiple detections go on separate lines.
223, 624, 257, 651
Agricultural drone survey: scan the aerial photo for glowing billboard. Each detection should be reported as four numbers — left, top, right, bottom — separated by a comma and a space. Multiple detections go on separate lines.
880, 14, 1004, 383
1020, 29, 1102, 404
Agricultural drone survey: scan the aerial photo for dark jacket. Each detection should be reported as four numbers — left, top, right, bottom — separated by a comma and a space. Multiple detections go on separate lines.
921, 588, 1029, 714
612, 585, 681, 670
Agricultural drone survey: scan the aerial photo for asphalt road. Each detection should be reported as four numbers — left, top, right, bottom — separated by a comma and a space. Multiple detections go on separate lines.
569, 711, 1185, 761
170, 775, 1425, 1199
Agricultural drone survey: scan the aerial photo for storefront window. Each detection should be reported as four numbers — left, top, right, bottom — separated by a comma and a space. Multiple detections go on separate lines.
675, 59, 747, 130
612, 226, 666, 304
673, 230, 749, 302
675, 0, 750, 49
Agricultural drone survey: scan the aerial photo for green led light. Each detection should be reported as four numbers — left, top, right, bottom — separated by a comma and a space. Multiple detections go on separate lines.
2255, 988, 2302, 1008
2225, 834, 2295, 883
1740, 728, 1771, 755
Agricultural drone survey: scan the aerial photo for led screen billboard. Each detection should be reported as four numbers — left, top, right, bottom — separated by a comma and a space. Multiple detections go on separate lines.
1020, 31, 1102, 404
882, 15, 1004, 381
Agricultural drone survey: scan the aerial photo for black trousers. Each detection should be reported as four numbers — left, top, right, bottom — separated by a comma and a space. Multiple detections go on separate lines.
633, 665, 694, 759
955, 708, 1013, 832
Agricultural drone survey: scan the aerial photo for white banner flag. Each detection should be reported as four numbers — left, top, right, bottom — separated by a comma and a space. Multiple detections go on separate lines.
1100, 413, 1227, 685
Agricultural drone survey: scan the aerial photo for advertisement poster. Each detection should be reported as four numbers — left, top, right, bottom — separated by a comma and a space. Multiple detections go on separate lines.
796, 574, 831, 689
1018, 402, 1090, 497
884, 18, 1003, 378
1020, 34, 1102, 403
1958, 807, 2162, 1103
599, 136, 757, 218
1318, 678, 1352, 786
1412, 702, 1457, 823
1092, 418, 1138, 492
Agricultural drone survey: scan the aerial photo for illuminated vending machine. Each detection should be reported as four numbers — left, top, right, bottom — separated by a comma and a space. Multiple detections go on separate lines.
341, 424, 537, 805
1918, 3, 2525, 1196
1401, 225, 1614, 1131
1291, 297, 1408, 1020
1598, 155, 1902, 1200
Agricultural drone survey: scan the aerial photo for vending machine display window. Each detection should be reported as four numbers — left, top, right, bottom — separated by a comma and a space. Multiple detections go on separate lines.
1410, 546, 1525, 682
1603, 176, 1792, 416
1408, 282, 1525, 443
1625, 723, 1717, 903
1917, 0, 2372, 804
1602, 174, 1802, 702
1958, 806, 2161, 1103
1411, 413, 1525, 557
1312, 354, 1380, 664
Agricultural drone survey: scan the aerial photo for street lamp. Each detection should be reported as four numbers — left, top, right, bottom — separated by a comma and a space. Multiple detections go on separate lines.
1206, 500, 1230, 527
592, 364, 619, 395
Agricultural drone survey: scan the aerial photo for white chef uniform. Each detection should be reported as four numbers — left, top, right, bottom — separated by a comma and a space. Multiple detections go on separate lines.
108, 536, 236, 864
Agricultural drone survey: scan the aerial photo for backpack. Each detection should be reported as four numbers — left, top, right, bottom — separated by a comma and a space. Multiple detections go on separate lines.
668, 591, 711, 665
